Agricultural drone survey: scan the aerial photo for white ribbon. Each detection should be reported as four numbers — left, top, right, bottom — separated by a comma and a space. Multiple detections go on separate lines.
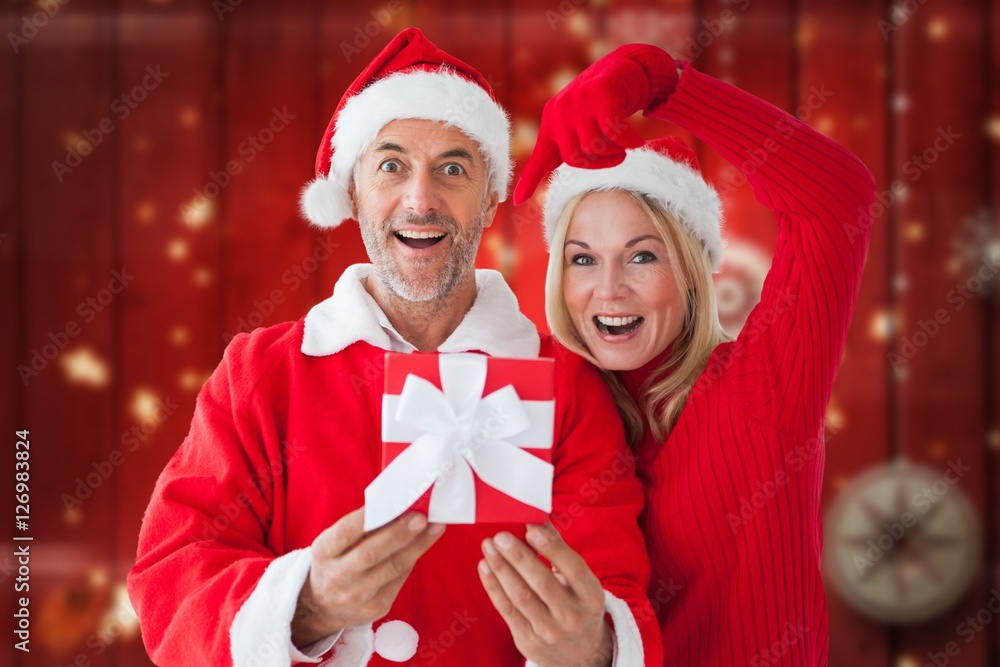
364, 354, 554, 531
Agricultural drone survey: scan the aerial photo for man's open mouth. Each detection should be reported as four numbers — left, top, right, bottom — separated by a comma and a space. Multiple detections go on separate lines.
394, 229, 447, 250
594, 314, 644, 335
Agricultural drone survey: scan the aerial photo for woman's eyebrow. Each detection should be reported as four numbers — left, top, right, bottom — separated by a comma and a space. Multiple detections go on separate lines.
625, 234, 662, 248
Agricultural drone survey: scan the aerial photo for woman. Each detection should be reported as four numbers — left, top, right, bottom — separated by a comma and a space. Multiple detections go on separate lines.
478, 44, 875, 664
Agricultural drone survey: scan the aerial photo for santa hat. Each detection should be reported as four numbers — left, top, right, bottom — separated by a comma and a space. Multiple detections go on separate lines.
300, 28, 511, 228
543, 136, 724, 271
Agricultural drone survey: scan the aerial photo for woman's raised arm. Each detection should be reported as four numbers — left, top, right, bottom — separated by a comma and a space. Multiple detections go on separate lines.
517, 44, 877, 439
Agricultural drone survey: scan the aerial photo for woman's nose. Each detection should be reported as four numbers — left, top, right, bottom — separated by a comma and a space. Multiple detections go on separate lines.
594, 264, 630, 301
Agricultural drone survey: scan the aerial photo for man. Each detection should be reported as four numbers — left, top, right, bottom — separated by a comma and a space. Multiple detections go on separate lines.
128, 28, 660, 667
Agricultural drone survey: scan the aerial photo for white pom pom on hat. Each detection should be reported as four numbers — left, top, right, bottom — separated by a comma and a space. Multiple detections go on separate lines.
299, 175, 354, 228
543, 136, 725, 272
300, 27, 511, 230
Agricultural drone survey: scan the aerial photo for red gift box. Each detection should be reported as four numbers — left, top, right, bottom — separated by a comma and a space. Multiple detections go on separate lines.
363, 352, 555, 530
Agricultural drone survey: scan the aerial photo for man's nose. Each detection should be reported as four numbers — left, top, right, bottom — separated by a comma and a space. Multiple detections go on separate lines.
401, 168, 442, 217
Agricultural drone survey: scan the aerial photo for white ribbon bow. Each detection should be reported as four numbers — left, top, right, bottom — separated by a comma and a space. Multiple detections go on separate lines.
364, 354, 553, 531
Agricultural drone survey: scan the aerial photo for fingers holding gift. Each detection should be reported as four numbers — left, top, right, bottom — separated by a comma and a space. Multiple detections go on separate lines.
481, 533, 563, 627
477, 553, 571, 664
496, 532, 582, 610
364, 520, 446, 587
477, 557, 536, 641
479, 532, 613, 667
304, 510, 445, 632
525, 523, 604, 613
344, 513, 445, 584
312, 506, 367, 559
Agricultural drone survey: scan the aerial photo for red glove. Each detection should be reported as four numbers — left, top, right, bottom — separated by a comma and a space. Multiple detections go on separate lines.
514, 44, 680, 205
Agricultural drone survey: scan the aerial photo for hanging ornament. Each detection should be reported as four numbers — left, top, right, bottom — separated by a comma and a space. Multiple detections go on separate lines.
823, 458, 981, 624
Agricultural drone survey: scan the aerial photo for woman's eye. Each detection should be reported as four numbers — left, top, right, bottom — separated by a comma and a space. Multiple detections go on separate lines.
442, 163, 465, 176
570, 254, 595, 266
632, 251, 656, 264
379, 160, 402, 173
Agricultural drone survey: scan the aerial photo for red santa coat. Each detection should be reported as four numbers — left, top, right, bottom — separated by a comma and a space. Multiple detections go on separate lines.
127, 264, 661, 667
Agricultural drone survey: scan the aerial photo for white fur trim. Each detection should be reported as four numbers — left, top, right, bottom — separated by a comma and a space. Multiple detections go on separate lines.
544, 147, 724, 271
301, 264, 539, 358
324, 624, 375, 667
331, 68, 511, 202
373, 620, 418, 662
602, 589, 643, 666
290, 629, 342, 662
230, 548, 374, 666
300, 177, 354, 229
230, 548, 311, 667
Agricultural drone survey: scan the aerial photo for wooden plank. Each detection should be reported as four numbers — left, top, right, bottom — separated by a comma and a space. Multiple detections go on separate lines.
223, 0, 324, 347
411, 0, 512, 287
792, 2, 894, 665
315, 2, 415, 297
2, 5, 22, 666
697, 0, 793, 253
505, 0, 609, 330
989, 0, 1000, 661
112, 3, 228, 664
891, 0, 991, 664
16, 0, 119, 664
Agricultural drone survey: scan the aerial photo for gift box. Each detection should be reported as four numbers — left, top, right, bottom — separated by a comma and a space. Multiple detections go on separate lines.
363, 352, 555, 531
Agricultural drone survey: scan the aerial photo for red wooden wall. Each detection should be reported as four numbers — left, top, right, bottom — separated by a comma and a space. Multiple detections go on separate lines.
1, 1, 996, 665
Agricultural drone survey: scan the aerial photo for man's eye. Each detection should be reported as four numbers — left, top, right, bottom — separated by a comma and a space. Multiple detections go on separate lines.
379, 160, 401, 173
571, 255, 595, 266
443, 163, 465, 176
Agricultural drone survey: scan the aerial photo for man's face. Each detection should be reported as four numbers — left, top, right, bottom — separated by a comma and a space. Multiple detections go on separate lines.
352, 119, 499, 303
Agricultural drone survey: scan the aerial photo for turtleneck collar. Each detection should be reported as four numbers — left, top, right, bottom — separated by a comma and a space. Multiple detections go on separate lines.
616, 341, 678, 402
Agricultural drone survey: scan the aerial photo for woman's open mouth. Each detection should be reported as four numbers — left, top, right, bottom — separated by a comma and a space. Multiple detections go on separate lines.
594, 314, 644, 336
394, 229, 447, 250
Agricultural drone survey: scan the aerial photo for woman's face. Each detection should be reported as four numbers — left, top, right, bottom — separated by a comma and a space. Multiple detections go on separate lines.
562, 190, 687, 372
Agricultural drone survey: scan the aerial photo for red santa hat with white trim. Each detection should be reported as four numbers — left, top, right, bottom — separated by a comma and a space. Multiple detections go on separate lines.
543, 136, 725, 271
300, 27, 511, 228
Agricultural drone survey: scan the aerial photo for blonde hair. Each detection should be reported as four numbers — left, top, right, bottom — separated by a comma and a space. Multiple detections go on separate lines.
546, 190, 730, 448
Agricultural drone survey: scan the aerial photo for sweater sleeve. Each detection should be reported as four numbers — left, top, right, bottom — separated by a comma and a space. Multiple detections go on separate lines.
547, 342, 663, 667
127, 333, 295, 666
654, 62, 877, 438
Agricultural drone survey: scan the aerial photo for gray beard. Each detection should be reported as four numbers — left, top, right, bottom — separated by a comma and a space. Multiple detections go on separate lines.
358, 208, 484, 303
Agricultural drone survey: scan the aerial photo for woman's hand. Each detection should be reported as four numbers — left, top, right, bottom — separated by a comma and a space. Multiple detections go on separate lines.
478, 523, 613, 667
514, 44, 680, 205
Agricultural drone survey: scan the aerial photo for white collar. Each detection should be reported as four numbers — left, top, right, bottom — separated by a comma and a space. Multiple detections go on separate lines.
301, 264, 540, 358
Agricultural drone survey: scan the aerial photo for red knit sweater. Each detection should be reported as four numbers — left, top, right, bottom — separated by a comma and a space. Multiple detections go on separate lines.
620, 63, 876, 665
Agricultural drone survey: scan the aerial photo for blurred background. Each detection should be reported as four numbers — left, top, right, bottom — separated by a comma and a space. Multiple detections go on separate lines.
1, 0, 997, 665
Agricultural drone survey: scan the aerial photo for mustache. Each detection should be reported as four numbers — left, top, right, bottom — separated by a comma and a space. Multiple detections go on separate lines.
385, 212, 460, 235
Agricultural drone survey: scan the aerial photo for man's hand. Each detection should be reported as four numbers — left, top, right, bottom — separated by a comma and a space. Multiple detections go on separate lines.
478, 523, 613, 667
292, 507, 446, 648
